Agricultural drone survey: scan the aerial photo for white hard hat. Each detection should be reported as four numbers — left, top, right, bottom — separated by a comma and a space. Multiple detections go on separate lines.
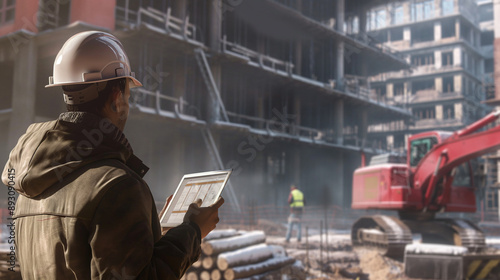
46, 31, 142, 89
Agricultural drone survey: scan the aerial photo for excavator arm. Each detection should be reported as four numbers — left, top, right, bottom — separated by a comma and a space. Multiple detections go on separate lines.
413, 111, 500, 209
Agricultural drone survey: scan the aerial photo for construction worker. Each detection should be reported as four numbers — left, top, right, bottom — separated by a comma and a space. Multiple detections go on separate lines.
1, 31, 223, 279
285, 184, 305, 242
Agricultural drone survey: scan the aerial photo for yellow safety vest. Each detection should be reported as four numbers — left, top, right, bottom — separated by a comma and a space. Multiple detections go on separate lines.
290, 189, 304, 208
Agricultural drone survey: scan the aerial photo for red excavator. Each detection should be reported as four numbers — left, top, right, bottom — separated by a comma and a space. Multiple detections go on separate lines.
351, 110, 500, 258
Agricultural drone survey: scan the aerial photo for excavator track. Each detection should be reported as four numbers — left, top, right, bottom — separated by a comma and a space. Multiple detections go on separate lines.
352, 216, 486, 258
351, 215, 413, 258
402, 218, 486, 252
436, 218, 486, 252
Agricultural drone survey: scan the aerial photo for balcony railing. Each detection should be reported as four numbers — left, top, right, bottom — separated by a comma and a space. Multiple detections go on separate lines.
116, 6, 199, 42
221, 36, 295, 74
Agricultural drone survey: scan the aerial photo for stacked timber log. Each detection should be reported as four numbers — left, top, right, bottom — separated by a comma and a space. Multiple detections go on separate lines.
182, 229, 304, 280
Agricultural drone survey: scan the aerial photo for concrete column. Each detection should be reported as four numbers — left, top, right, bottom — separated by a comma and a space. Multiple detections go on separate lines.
293, 96, 301, 127
334, 100, 344, 145
336, 41, 344, 88
455, 18, 461, 39
172, 0, 187, 18
358, 110, 368, 148
336, 0, 345, 88
403, 27, 411, 42
256, 96, 264, 129
208, 0, 222, 52
454, 75, 462, 93
359, 6, 367, 40
336, 0, 345, 34
386, 83, 394, 99
386, 6, 392, 27
295, 39, 302, 75
435, 77, 443, 92
403, 2, 411, 22
436, 104, 443, 120
404, 81, 412, 103
346, 17, 353, 34
386, 135, 394, 150
173, 56, 187, 113
292, 148, 300, 187
435, 50, 442, 69
454, 103, 463, 120
8, 38, 37, 149
435, 0, 442, 17
434, 21, 442, 41
453, 47, 461, 66
207, 0, 222, 123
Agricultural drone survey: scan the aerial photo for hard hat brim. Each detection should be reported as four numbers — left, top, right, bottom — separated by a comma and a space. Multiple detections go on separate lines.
45, 76, 143, 89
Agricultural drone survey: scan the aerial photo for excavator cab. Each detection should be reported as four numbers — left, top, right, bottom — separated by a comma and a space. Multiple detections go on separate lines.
409, 136, 438, 167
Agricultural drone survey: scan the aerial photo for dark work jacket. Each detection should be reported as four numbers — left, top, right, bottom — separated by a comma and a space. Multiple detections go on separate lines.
2, 112, 201, 280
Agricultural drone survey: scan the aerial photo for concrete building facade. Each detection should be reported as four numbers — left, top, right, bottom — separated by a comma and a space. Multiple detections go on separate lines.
0, 0, 410, 221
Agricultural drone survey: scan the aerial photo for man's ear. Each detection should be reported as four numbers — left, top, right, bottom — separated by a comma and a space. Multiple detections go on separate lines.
110, 87, 124, 113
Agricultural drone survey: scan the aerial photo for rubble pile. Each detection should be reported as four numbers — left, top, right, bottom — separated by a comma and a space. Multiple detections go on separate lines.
182, 229, 305, 280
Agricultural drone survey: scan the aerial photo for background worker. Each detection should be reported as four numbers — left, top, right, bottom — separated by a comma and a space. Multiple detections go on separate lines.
2, 31, 222, 279
285, 184, 305, 242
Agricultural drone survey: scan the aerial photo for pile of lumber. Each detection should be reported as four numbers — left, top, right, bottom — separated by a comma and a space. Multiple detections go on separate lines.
182, 229, 305, 280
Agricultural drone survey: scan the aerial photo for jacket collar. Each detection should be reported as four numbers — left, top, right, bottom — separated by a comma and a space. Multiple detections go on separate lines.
58, 112, 149, 178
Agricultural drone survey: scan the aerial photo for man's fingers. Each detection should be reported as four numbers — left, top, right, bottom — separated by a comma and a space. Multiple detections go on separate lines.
211, 197, 225, 208
195, 198, 202, 207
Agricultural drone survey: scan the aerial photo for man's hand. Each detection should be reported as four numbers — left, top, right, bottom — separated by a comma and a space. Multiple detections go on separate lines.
184, 197, 224, 239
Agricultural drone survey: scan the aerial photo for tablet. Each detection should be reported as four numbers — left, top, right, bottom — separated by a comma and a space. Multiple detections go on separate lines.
160, 170, 232, 228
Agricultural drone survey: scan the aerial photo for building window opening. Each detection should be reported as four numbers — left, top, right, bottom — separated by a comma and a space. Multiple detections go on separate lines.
370, 8, 387, 30
478, 3, 493, 22
481, 31, 493, 47
411, 0, 434, 21
414, 107, 436, 120
392, 5, 404, 25
460, 22, 472, 43
485, 58, 494, 73
116, 0, 141, 24
442, 51, 453, 67
443, 76, 454, 93
372, 30, 388, 43
486, 84, 495, 100
441, 18, 455, 38
0, 0, 14, 26
411, 23, 434, 44
443, 104, 455, 119
442, 0, 454, 16
38, 0, 70, 31
391, 27, 403, 41
412, 52, 434, 66
413, 79, 435, 94
394, 83, 404, 96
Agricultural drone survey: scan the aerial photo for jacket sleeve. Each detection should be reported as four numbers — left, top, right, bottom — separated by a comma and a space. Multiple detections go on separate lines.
89, 176, 201, 280
288, 192, 293, 205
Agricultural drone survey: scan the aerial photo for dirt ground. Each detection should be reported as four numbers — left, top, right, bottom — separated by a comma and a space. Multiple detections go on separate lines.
255, 219, 413, 280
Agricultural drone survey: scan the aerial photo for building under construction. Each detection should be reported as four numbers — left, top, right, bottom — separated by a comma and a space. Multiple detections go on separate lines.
363, 0, 500, 220
0, 0, 411, 217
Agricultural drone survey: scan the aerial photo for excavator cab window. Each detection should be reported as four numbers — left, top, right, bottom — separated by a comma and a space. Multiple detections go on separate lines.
453, 162, 471, 187
410, 137, 438, 167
